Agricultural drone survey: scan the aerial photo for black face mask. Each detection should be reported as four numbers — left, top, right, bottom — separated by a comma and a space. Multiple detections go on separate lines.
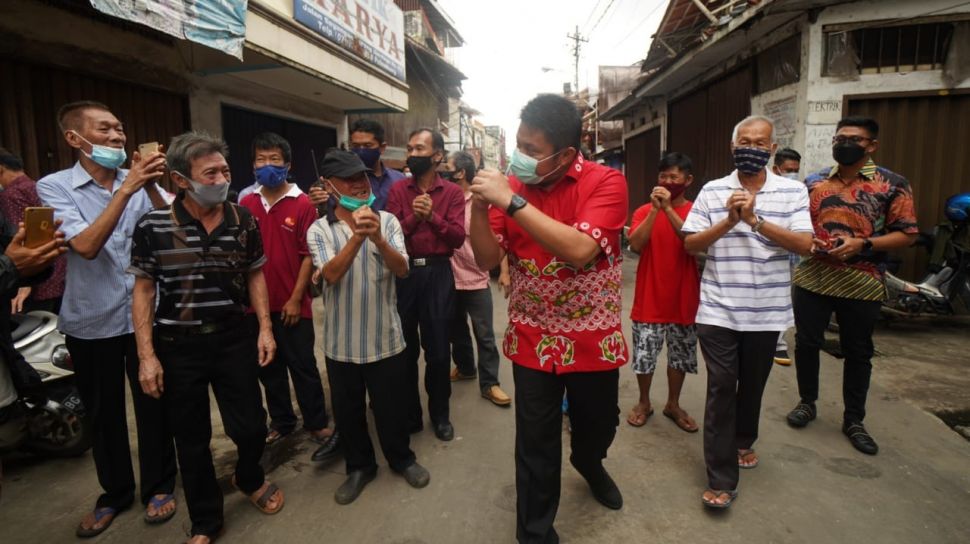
407, 155, 437, 178
832, 143, 867, 166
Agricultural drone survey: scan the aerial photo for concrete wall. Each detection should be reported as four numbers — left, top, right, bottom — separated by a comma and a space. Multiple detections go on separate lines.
798, 0, 970, 172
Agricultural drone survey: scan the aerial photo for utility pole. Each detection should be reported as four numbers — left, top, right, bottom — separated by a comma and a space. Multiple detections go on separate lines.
566, 25, 587, 96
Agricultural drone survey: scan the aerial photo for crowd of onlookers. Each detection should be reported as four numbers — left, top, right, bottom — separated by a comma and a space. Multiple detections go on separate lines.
0, 93, 916, 544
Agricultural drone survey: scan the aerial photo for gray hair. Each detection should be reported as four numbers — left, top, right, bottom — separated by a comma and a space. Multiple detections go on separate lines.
167, 131, 228, 178
731, 115, 775, 143
451, 150, 477, 181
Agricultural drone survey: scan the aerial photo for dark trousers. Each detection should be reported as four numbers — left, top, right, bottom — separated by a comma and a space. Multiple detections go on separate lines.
325, 353, 416, 474
155, 325, 267, 537
259, 315, 329, 434
793, 286, 882, 423
450, 287, 501, 392
397, 261, 455, 427
513, 364, 619, 544
66, 333, 177, 510
697, 324, 777, 491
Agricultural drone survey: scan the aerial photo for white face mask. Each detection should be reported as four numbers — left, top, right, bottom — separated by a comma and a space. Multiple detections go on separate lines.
781, 172, 800, 181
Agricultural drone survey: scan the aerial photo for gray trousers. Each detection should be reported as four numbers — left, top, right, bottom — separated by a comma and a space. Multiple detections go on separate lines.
450, 287, 501, 393
697, 324, 777, 491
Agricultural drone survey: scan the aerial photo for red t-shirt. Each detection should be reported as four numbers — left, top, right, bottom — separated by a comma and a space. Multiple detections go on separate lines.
629, 202, 700, 325
489, 154, 629, 374
240, 187, 316, 318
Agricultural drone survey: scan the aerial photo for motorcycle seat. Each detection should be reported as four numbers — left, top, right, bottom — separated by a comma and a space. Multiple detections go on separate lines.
10, 314, 44, 342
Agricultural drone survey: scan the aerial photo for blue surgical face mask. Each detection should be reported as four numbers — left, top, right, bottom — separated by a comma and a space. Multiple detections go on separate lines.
254, 164, 288, 188
507, 148, 564, 185
327, 181, 376, 211
71, 130, 126, 170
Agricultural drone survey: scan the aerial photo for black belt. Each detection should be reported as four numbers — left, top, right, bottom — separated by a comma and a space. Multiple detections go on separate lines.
409, 255, 452, 267
156, 318, 244, 337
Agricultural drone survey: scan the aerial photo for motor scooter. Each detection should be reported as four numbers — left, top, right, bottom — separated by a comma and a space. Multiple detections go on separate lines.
882, 193, 970, 319
0, 311, 91, 457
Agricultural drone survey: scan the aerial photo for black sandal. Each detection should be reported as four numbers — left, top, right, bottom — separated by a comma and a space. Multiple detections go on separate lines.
786, 402, 816, 428
843, 422, 879, 455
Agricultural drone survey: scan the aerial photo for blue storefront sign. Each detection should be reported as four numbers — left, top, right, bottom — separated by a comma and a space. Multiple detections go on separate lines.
294, 0, 406, 82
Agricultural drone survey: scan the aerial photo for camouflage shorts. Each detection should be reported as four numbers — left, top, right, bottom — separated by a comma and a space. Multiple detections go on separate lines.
631, 321, 698, 375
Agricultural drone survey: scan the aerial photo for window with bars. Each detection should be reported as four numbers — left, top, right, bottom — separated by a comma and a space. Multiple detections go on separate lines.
824, 22, 955, 76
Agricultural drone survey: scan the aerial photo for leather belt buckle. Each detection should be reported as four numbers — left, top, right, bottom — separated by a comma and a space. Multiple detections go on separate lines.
413, 258, 426, 267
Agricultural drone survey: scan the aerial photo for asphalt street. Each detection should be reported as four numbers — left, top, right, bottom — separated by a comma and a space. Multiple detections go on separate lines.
1, 257, 968, 543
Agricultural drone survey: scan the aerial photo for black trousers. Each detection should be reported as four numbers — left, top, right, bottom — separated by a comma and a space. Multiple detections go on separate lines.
513, 364, 619, 544
66, 333, 176, 510
259, 315, 329, 434
697, 324, 777, 491
397, 261, 455, 427
325, 353, 416, 474
155, 324, 267, 537
793, 286, 882, 423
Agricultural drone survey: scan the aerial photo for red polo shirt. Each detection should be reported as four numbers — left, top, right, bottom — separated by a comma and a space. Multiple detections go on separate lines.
489, 154, 629, 374
385, 174, 465, 258
240, 185, 316, 318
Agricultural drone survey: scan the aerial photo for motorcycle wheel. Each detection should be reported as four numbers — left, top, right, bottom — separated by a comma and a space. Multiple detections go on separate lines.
23, 384, 93, 458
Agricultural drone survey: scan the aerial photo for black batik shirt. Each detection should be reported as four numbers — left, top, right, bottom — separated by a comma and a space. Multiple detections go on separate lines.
128, 193, 266, 326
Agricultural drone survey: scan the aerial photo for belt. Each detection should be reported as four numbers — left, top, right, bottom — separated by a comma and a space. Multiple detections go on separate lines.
156, 318, 243, 337
409, 255, 452, 267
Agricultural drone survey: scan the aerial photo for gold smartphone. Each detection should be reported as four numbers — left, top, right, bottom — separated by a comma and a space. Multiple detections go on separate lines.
23, 207, 55, 248
138, 141, 160, 156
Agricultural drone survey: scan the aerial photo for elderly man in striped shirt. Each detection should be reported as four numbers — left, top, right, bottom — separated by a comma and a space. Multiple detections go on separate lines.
308, 149, 430, 505
682, 115, 813, 509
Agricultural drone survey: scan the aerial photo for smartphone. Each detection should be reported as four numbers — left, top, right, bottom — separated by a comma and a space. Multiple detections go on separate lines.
138, 141, 160, 156
23, 207, 55, 248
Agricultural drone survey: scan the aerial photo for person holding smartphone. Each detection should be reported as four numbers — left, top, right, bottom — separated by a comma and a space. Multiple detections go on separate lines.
0, 147, 67, 314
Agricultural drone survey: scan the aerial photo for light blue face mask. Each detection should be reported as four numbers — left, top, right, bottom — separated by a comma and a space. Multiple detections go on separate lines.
328, 181, 376, 211
71, 130, 127, 170
781, 172, 800, 181
507, 148, 564, 185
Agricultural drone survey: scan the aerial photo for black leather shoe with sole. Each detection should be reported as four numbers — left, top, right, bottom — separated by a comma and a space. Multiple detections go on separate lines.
334, 469, 377, 505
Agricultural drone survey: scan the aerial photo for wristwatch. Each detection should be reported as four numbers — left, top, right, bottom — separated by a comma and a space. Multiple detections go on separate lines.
506, 194, 527, 217
751, 215, 766, 233
862, 238, 873, 251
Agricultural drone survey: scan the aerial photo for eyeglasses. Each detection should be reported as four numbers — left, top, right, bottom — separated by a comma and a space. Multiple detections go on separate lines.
832, 136, 873, 145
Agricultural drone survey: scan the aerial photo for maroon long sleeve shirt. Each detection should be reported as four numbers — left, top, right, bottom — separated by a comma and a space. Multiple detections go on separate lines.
385, 175, 465, 258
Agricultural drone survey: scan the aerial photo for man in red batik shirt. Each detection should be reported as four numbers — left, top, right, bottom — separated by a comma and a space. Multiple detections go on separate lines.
469, 94, 628, 544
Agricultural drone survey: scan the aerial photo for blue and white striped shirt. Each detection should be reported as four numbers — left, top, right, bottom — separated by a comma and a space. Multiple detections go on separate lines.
682, 169, 813, 331
37, 162, 159, 339
307, 211, 408, 363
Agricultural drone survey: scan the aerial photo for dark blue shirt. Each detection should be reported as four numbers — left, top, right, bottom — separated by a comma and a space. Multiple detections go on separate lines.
369, 162, 406, 211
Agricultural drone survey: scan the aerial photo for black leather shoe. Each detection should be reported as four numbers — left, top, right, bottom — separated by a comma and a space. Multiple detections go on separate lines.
399, 462, 430, 488
786, 402, 817, 428
433, 422, 454, 441
843, 422, 879, 455
572, 461, 623, 510
311, 430, 342, 463
334, 469, 377, 505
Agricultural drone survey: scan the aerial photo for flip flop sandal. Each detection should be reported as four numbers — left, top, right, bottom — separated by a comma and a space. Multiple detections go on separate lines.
183, 528, 225, 544
663, 409, 699, 433
626, 408, 654, 427
144, 493, 177, 524
265, 429, 290, 445
76, 506, 118, 538
738, 449, 759, 469
250, 483, 284, 515
701, 489, 738, 509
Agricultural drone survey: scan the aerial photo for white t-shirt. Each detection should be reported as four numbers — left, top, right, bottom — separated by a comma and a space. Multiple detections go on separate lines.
682, 169, 813, 332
